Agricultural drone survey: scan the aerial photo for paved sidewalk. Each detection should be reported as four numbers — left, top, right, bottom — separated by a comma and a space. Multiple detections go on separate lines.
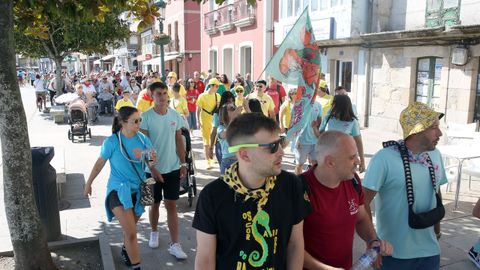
0, 86, 480, 269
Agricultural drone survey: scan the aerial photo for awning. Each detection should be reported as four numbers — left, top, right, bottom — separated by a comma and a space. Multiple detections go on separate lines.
93, 59, 101, 65
164, 54, 180, 61
142, 54, 181, 66
101, 54, 115, 61
142, 57, 160, 66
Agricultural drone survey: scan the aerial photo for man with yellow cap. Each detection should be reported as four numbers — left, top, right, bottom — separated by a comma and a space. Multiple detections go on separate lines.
362, 102, 447, 270
166, 71, 186, 98
196, 78, 221, 169
316, 80, 333, 117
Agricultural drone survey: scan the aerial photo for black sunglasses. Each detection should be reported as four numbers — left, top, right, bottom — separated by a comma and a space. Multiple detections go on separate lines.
228, 136, 286, 154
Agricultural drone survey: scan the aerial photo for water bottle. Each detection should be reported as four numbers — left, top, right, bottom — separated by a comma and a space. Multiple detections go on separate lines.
350, 247, 380, 270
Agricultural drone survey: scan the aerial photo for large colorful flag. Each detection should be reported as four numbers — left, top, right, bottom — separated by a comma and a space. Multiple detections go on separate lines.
264, 8, 320, 142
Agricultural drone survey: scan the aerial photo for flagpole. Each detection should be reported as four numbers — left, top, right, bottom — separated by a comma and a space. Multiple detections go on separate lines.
255, 7, 310, 82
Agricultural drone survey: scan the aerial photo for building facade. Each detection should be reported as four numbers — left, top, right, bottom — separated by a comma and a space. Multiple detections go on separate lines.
200, 0, 277, 80
138, 0, 202, 79
276, 0, 480, 132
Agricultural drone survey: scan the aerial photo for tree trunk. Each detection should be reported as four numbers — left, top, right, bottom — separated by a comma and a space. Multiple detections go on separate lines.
0, 1, 57, 269
54, 58, 64, 95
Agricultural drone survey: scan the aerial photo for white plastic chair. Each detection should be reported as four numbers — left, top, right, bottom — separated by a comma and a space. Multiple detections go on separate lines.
464, 158, 480, 190
445, 164, 459, 192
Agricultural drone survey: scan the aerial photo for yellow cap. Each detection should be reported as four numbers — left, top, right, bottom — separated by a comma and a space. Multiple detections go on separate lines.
399, 102, 444, 139
234, 86, 244, 92
319, 80, 327, 89
167, 71, 177, 78
208, 78, 221, 86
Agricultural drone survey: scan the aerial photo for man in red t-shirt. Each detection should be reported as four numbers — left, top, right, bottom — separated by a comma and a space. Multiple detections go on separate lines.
265, 75, 286, 120
302, 131, 392, 270
194, 71, 205, 94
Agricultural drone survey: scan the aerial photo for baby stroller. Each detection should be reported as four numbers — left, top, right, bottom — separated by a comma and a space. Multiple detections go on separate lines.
179, 127, 197, 207
67, 99, 92, 142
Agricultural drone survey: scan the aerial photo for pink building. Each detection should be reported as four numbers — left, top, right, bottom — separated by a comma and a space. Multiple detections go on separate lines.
139, 0, 202, 79
201, 0, 279, 81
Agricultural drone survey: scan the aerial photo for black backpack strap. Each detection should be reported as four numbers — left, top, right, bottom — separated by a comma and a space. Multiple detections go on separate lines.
351, 173, 362, 196
298, 173, 311, 196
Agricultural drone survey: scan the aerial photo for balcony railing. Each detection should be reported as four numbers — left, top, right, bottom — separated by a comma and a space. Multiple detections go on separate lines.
204, 0, 256, 34
233, 0, 255, 27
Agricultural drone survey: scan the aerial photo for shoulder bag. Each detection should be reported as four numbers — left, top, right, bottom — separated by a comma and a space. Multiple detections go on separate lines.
118, 134, 155, 206
383, 140, 445, 229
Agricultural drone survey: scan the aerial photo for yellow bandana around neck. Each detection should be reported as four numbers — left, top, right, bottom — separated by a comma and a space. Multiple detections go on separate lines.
223, 162, 276, 211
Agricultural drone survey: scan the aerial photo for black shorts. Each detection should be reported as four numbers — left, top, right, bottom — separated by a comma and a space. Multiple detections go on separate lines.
107, 190, 137, 210
147, 169, 180, 203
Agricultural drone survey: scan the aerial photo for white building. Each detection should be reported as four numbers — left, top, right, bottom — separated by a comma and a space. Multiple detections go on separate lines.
275, 0, 480, 132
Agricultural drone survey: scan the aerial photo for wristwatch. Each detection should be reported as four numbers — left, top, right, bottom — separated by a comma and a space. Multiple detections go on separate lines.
180, 163, 187, 167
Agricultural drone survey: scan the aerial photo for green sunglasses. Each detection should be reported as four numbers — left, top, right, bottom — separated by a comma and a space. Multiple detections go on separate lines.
228, 136, 286, 154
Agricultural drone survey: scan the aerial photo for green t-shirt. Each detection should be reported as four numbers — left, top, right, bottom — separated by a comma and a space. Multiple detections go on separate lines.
140, 108, 183, 174
363, 147, 447, 259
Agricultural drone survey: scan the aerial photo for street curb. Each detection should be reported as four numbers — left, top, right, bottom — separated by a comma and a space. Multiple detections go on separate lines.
0, 236, 116, 270
99, 233, 116, 270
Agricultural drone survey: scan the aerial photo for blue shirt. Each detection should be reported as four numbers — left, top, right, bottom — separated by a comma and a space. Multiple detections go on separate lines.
140, 107, 183, 174
362, 147, 447, 259
100, 132, 153, 222
218, 124, 235, 159
320, 114, 360, 137
298, 101, 322, 145
212, 113, 220, 128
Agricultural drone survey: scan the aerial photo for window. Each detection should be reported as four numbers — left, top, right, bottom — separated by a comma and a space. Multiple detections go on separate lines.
287, 0, 293, 17
295, 0, 302, 16
240, 45, 252, 76
335, 60, 352, 92
415, 57, 442, 110
426, 0, 459, 28
223, 47, 234, 80
209, 49, 218, 74
320, 0, 328, 10
474, 61, 480, 121
311, 0, 319, 11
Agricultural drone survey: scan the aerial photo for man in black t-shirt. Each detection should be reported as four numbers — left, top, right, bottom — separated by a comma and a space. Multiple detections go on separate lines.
193, 113, 311, 269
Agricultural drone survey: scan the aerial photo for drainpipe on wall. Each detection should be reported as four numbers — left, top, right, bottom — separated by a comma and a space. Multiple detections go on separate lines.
263, 0, 273, 80
444, 45, 452, 124
364, 0, 374, 127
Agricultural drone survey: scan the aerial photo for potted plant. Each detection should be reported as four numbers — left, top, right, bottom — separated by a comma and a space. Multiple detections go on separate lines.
153, 33, 171, 45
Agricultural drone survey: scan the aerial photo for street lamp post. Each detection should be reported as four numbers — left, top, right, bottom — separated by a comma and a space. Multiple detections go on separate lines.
155, 0, 167, 81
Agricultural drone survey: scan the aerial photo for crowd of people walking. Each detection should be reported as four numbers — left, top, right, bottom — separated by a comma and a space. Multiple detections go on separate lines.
23, 67, 469, 270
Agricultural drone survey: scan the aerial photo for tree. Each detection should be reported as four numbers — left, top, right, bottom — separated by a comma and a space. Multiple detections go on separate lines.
14, 4, 131, 94
0, 1, 58, 269
1, 1, 159, 269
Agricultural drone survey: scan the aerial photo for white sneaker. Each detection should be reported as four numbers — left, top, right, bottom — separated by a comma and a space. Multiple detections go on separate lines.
168, 242, 188, 259
148, 231, 159, 248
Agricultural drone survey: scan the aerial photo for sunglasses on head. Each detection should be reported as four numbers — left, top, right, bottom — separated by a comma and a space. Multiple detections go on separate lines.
228, 136, 286, 154
127, 118, 142, 124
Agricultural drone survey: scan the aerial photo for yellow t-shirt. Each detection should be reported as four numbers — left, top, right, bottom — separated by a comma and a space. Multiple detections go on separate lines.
170, 96, 188, 117
248, 92, 275, 117
317, 94, 333, 117
196, 92, 220, 125
235, 96, 244, 107
115, 99, 134, 111
280, 100, 293, 129
167, 84, 187, 99
136, 89, 154, 113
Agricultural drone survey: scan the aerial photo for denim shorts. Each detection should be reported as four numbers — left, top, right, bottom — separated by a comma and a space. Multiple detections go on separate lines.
293, 143, 318, 165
